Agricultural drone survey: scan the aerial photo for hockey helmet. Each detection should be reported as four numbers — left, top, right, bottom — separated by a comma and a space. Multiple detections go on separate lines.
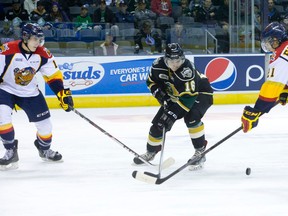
261, 22, 287, 52
21, 23, 45, 46
165, 43, 184, 60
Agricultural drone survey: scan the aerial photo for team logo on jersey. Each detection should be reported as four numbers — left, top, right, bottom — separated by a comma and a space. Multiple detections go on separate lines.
181, 67, 194, 79
0, 44, 9, 53
204, 57, 237, 91
14, 67, 36, 86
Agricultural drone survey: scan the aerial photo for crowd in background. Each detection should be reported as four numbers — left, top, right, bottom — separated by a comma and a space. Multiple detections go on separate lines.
1, 0, 288, 56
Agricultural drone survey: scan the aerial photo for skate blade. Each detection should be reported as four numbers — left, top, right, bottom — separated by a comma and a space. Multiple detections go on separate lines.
0, 162, 19, 171
41, 158, 64, 163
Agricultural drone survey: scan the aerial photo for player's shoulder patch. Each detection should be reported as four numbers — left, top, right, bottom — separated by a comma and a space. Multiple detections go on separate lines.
279, 43, 288, 61
0, 40, 20, 54
0, 44, 9, 54
152, 57, 162, 66
35, 46, 53, 58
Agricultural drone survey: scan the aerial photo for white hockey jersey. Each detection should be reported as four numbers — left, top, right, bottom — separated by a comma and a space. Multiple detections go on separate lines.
0, 40, 64, 97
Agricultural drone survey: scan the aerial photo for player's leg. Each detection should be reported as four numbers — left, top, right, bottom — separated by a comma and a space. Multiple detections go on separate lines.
0, 90, 19, 170
133, 107, 164, 164
18, 91, 62, 161
185, 94, 213, 170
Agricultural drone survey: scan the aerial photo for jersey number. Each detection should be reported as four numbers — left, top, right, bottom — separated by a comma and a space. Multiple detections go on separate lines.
267, 68, 275, 78
184, 80, 195, 92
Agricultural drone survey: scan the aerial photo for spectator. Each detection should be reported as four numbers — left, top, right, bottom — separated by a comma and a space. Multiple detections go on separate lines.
280, 13, 288, 30
30, 1, 50, 24
5, 0, 29, 23
24, 0, 38, 15
151, 0, 172, 17
93, 0, 119, 38
48, 1, 70, 27
194, 0, 217, 25
215, 0, 230, 53
166, 21, 187, 47
43, 0, 70, 14
134, 0, 157, 29
74, 4, 93, 31
181, 0, 193, 17
0, 21, 20, 45
268, 0, 281, 23
134, 20, 162, 54
115, 0, 134, 23
97, 31, 119, 55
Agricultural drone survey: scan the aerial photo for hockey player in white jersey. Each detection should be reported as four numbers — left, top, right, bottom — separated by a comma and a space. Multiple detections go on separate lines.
241, 22, 288, 132
0, 23, 74, 170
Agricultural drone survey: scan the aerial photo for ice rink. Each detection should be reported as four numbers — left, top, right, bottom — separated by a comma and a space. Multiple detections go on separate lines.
1, 104, 288, 216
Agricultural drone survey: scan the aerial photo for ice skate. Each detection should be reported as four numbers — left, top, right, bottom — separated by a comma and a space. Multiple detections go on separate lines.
0, 140, 19, 170
34, 140, 62, 162
188, 142, 207, 171
133, 151, 158, 165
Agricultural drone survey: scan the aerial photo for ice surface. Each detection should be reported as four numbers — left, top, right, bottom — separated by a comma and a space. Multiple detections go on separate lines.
1, 104, 288, 216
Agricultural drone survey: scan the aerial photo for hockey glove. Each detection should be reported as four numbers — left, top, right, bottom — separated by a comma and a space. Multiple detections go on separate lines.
241, 106, 261, 133
153, 88, 171, 107
279, 92, 288, 105
57, 88, 74, 112
157, 110, 177, 131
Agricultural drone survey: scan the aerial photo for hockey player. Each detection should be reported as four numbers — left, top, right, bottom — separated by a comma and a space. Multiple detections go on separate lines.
133, 43, 213, 170
241, 22, 288, 132
0, 23, 74, 170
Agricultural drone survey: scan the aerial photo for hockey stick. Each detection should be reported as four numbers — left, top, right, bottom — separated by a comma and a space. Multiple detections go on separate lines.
71, 108, 175, 169
132, 101, 279, 184
156, 127, 167, 178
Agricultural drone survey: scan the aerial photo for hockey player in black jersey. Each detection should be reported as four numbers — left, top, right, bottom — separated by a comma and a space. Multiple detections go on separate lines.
133, 43, 213, 170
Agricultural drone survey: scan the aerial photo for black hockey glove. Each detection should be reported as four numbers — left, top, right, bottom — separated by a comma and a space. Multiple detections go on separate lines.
241, 106, 261, 133
157, 110, 177, 131
279, 92, 288, 105
153, 88, 171, 107
57, 88, 74, 112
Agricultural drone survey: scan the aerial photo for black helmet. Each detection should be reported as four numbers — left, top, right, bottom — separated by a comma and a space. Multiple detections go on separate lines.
165, 43, 184, 60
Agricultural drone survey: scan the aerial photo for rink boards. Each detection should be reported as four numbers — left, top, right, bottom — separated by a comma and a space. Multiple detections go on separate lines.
39, 54, 268, 108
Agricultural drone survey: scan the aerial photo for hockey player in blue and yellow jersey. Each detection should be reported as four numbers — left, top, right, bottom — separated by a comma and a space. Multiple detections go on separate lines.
0, 23, 74, 170
241, 22, 288, 132
133, 43, 213, 170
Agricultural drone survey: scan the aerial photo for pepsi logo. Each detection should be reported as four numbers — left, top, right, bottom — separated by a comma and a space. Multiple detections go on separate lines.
204, 57, 237, 91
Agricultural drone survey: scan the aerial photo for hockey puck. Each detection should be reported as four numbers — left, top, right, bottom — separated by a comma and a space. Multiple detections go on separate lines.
246, 168, 251, 175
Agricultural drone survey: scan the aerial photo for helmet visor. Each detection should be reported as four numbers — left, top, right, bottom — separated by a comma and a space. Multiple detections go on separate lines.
261, 36, 274, 53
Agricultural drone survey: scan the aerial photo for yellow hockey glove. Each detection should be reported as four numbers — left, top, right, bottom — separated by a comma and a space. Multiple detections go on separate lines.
241, 106, 261, 133
57, 88, 74, 112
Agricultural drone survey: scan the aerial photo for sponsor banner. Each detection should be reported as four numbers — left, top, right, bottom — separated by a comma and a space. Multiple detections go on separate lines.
194, 55, 265, 91
45, 57, 156, 95
45, 55, 265, 96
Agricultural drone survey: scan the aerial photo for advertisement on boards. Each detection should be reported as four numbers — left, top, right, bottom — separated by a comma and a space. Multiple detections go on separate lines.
45, 55, 266, 96
194, 55, 266, 92
45, 57, 156, 96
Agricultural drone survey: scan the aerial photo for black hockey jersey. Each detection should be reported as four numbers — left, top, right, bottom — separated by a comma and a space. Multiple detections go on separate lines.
147, 56, 212, 118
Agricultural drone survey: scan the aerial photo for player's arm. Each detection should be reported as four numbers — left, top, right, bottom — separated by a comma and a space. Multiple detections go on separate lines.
40, 55, 74, 112
241, 80, 284, 133
43, 70, 74, 112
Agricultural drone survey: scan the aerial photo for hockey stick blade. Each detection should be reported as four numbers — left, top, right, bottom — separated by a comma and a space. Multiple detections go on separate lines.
161, 156, 175, 169
132, 171, 159, 184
